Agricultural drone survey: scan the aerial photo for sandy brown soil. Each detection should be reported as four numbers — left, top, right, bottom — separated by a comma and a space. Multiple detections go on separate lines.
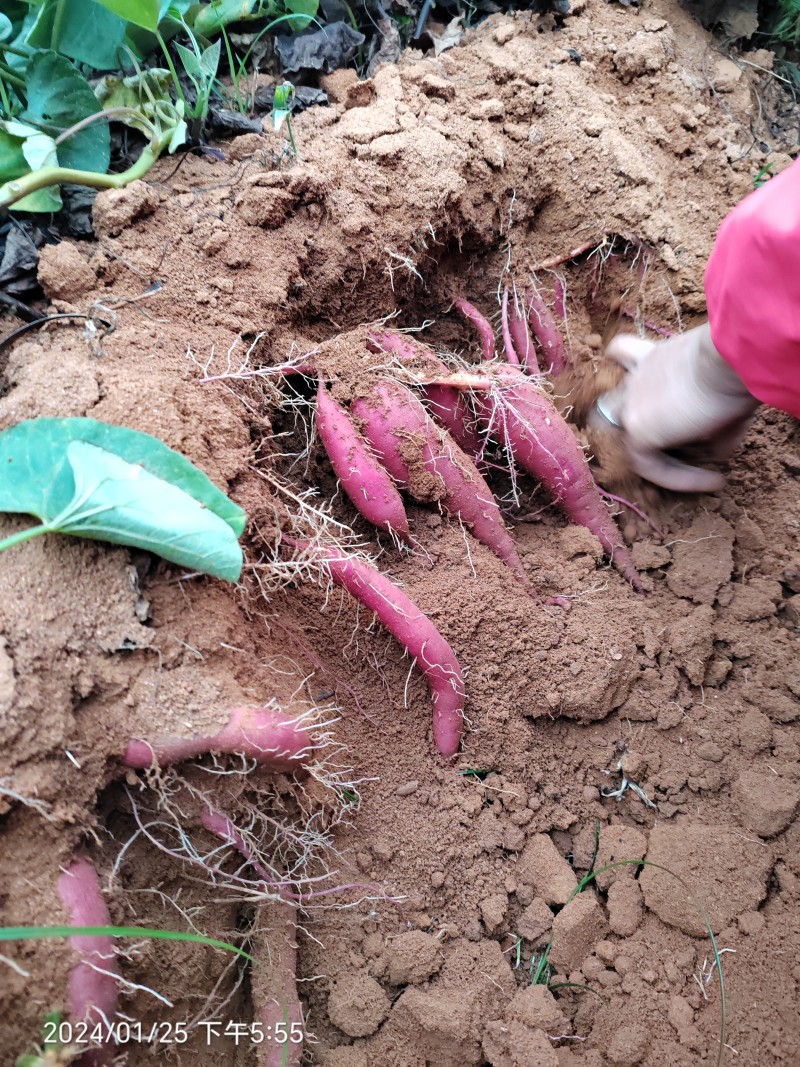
1, 2, 799, 1065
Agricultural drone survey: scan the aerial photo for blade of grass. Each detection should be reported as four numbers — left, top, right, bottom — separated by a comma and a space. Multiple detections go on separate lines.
0, 925, 253, 962
570, 859, 727, 1067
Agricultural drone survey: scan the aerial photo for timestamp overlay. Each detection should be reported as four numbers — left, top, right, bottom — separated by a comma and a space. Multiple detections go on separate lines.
44, 1018, 305, 1047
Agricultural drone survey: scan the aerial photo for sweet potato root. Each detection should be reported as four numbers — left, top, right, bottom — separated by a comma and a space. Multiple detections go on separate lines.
202, 812, 303, 1067
479, 364, 642, 590
369, 330, 482, 456
123, 705, 315, 770
527, 287, 570, 375
352, 378, 531, 592
316, 381, 410, 541
57, 859, 119, 1067
289, 540, 465, 757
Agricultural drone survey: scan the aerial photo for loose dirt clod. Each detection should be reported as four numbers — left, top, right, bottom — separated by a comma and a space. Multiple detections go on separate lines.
327, 973, 390, 1037
515, 834, 578, 906
548, 892, 610, 972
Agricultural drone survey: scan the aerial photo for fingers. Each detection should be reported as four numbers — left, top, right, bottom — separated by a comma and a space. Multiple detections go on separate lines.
629, 444, 726, 493
704, 414, 755, 461
604, 335, 654, 370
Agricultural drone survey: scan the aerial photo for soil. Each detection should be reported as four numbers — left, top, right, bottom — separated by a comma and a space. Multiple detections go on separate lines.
1, 3, 799, 1066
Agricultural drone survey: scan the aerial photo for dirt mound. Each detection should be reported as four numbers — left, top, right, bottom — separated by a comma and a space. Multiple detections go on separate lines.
1, 2, 799, 1065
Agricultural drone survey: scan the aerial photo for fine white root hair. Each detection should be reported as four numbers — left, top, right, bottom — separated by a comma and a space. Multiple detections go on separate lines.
693, 948, 736, 1001
383, 248, 424, 291
0, 779, 58, 823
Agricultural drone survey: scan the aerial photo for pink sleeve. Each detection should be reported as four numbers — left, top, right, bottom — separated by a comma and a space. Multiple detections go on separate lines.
704, 157, 800, 417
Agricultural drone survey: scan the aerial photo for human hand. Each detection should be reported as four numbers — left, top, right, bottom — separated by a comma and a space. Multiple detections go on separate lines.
594, 323, 760, 492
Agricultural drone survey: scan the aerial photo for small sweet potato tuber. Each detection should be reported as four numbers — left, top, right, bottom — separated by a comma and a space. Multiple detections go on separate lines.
451, 297, 496, 362
57, 859, 119, 1067
504, 289, 538, 372
527, 287, 570, 375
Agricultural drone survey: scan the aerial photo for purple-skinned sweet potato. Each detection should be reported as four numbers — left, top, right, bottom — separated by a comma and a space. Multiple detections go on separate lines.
57, 859, 120, 1067
316, 381, 410, 540
351, 378, 532, 593
288, 540, 465, 757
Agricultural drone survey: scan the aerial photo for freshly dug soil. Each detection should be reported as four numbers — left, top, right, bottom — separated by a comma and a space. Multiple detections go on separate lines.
1, 3, 798, 1066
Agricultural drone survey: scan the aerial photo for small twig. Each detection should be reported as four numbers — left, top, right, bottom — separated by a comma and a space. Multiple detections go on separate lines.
0, 311, 115, 355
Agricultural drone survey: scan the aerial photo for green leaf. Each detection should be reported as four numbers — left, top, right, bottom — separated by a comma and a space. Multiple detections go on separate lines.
0, 120, 63, 211
0, 418, 246, 534
95, 0, 161, 31
27, 0, 128, 69
123, 0, 193, 58
0, 126, 28, 183
191, 0, 257, 38
285, 0, 317, 31
8, 182, 62, 212
271, 108, 289, 132
0, 418, 246, 580
0, 13, 12, 41
175, 40, 202, 80
200, 37, 221, 81
55, 441, 244, 581
167, 113, 188, 151
273, 81, 294, 110
22, 51, 110, 173
20, 130, 57, 172
271, 80, 294, 131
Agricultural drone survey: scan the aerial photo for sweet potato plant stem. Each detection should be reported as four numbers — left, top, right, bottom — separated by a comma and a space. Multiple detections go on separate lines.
0, 524, 49, 553
0, 139, 162, 212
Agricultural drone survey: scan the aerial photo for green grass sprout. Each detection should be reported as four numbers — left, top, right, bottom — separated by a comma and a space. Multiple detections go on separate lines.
0, 924, 252, 961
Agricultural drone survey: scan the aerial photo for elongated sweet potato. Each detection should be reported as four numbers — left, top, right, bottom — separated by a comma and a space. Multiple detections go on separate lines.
527, 287, 570, 375
289, 540, 465, 757
352, 378, 531, 592
369, 330, 482, 456
504, 290, 538, 372
202, 811, 303, 1067
451, 297, 496, 362
123, 705, 314, 770
57, 859, 119, 1067
316, 381, 410, 540
478, 364, 642, 590
500, 289, 521, 366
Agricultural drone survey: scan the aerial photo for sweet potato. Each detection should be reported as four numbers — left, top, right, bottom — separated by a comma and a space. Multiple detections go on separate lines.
352, 378, 531, 592
123, 705, 314, 770
478, 364, 642, 590
369, 330, 482, 456
316, 381, 410, 541
499, 289, 521, 366
57, 859, 119, 1067
290, 540, 465, 757
504, 290, 538, 372
451, 297, 496, 362
202, 812, 303, 1067
527, 287, 570, 375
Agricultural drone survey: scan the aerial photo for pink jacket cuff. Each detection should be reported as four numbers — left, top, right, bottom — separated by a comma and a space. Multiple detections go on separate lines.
704, 157, 800, 418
